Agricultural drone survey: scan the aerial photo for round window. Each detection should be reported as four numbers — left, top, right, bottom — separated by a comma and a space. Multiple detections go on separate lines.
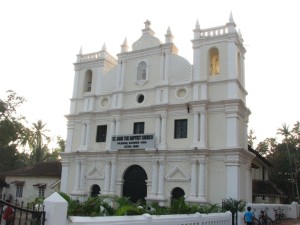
101, 97, 109, 108
176, 88, 188, 99
137, 94, 145, 103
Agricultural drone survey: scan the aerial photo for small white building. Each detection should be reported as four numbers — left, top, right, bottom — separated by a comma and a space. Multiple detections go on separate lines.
250, 147, 287, 204
60, 15, 254, 206
1, 161, 61, 204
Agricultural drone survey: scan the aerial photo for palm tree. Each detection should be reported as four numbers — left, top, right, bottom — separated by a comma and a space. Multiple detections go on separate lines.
277, 123, 299, 200
30, 120, 50, 164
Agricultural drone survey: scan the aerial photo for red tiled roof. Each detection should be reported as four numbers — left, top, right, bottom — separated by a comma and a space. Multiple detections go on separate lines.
252, 179, 287, 198
4, 161, 61, 177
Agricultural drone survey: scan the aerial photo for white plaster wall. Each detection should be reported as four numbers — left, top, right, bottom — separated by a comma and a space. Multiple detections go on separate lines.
123, 56, 161, 91
207, 113, 226, 148
66, 159, 77, 193
208, 82, 227, 101
5, 176, 60, 204
72, 123, 83, 151
207, 157, 227, 203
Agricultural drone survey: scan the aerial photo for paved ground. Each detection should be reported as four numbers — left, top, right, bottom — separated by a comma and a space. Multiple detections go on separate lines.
279, 218, 300, 225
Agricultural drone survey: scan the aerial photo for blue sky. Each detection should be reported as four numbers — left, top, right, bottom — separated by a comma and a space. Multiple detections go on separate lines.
0, 0, 299, 146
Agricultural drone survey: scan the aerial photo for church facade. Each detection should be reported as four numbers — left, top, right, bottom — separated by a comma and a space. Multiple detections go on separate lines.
60, 15, 254, 206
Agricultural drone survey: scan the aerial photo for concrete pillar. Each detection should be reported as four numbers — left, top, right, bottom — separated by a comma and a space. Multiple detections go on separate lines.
198, 158, 206, 201
193, 111, 199, 145
157, 161, 165, 196
115, 117, 121, 135
65, 123, 74, 153
160, 113, 167, 149
190, 159, 197, 198
80, 123, 86, 147
200, 112, 206, 148
44, 192, 68, 225
103, 161, 111, 194
74, 158, 81, 190
155, 115, 161, 147
60, 161, 69, 193
151, 159, 158, 195
79, 159, 86, 190
109, 160, 117, 194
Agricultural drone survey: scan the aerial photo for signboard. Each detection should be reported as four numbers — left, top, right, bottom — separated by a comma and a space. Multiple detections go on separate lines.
110, 133, 155, 150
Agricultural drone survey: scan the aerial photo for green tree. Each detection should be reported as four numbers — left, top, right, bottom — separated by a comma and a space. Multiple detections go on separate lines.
256, 138, 277, 156
277, 123, 299, 200
44, 136, 65, 161
0, 90, 26, 146
248, 129, 256, 148
265, 121, 300, 202
0, 90, 28, 172
29, 120, 50, 164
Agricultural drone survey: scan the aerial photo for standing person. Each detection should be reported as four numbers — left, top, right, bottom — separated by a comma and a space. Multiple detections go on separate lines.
1, 199, 14, 225
244, 206, 254, 225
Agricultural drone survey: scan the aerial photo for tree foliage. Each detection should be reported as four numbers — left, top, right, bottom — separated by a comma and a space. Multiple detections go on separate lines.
0, 90, 26, 146
0, 90, 28, 172
252, 121, 300, 202
0, 90, 64, 172
57, 192, 223, 217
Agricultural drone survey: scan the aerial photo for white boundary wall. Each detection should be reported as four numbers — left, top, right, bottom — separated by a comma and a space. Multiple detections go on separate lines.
69, 212, 232, 225
237, 202, 300, 225
44, 193, 232, 225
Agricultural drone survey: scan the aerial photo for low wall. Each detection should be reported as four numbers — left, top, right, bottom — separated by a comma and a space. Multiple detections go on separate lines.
237, 202, 300, 225
43, 192, 232, 225
68, 212, 232, 225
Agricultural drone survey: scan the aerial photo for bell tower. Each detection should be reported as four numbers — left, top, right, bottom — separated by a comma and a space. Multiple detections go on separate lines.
191, 12, 249, 152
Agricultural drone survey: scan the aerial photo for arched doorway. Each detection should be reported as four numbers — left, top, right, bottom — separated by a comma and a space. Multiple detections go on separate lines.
122, 165, 147, 203
171, 187, 185, 201
90, 184, 101, 197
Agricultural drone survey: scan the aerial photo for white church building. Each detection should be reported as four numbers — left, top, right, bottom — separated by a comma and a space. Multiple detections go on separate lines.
60, 14, 255, 206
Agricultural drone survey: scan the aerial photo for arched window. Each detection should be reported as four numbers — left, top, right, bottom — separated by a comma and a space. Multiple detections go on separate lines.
90, 184, 101, 197
84, 70, 93, 92
171, 187, 185, 201
137, 61, 147, 81
209, 48, 220, 75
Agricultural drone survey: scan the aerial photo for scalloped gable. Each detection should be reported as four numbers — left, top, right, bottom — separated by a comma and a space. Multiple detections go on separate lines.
132, 20, 162, 51
168, 54, 192, 84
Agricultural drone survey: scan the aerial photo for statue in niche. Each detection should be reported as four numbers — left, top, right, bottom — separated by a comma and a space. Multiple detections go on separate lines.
211, 55, 220, 75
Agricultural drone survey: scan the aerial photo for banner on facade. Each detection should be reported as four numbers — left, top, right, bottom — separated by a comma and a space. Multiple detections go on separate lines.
110, 134, 155, 150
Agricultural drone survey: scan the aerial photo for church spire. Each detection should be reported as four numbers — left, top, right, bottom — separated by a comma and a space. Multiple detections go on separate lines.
121, 38, 129, 53
229, 11, 234, 23
165, 26, 174, 44
100, 42, 107, 57
193, 19, 201, 39
76, 46, 82, 62
102, 43, 107, 51
227, 11, 236, 33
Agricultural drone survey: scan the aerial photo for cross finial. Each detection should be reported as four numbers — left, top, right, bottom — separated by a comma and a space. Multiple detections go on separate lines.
144, 20, 151, 29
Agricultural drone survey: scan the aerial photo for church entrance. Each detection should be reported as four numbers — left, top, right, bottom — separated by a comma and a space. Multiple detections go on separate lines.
122, 165, 147, 203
